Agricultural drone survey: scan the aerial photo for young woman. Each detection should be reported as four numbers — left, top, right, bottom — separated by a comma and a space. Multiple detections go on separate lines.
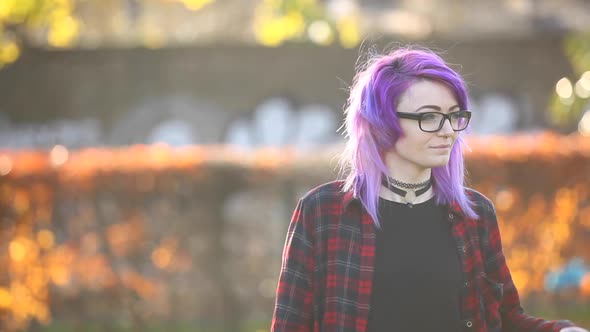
271, 48, 588, 332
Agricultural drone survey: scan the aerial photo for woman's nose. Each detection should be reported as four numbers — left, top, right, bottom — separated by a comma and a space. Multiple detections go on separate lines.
437, 117, 454, 135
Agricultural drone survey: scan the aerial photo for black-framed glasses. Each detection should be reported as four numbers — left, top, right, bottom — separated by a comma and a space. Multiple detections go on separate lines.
396, 110, 472, 133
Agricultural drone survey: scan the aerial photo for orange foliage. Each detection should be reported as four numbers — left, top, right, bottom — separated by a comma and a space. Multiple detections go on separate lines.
0, 132, 589, 329
582, 273, 590, 297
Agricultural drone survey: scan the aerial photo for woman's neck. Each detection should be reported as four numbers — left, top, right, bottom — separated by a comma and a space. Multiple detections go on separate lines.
383, 151, 432, 184
381, 164, 434, 203
385, 167, 432, 184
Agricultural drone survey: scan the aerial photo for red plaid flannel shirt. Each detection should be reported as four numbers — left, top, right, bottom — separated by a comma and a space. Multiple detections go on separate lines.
271, 180, 577, 332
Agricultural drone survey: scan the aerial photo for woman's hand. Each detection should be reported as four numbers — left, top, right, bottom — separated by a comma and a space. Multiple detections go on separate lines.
560, 328, 589, 332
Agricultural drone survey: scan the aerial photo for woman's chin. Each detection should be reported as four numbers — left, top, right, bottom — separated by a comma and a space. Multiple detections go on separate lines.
425, 156, 451, 168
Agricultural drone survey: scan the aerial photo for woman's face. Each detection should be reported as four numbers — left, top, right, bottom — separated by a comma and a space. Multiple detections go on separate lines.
388, 80, 461, 173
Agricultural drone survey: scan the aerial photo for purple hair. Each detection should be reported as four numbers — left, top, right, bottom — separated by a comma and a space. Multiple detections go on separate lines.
338, 47, 478, 228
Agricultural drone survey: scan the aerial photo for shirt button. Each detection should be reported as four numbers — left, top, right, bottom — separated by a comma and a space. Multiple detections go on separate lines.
448, 213, 455, 222
465, 320, 473, 328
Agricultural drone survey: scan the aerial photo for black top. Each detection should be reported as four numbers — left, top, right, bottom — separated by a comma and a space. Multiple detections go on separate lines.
366, 197, 463, 332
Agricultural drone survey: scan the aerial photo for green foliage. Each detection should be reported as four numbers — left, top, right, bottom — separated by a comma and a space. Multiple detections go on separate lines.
0, 0, 80, 67
549, 32, 590, 131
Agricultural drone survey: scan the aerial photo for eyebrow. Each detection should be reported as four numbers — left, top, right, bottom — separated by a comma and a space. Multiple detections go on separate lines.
414, 105, 460, 112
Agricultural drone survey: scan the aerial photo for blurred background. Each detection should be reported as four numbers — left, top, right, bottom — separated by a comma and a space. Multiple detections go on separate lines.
0, 0, 590, 331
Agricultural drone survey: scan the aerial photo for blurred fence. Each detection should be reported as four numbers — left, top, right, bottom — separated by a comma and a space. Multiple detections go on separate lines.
0, 133, 589, 331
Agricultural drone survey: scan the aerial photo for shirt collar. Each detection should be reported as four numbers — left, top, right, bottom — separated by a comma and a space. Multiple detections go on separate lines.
342, 190, 357, 210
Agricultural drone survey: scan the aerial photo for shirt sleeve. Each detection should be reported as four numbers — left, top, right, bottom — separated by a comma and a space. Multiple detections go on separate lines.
480, 197, 577, 332
271, 198, 315, 332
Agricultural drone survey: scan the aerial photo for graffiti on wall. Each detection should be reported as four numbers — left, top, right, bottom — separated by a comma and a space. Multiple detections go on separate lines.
225, 97, 340, 149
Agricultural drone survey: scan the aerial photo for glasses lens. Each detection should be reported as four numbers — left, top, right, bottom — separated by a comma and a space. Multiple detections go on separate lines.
420, 113, 443, 132
451, 112, 470, 130
419, 112, 471, 132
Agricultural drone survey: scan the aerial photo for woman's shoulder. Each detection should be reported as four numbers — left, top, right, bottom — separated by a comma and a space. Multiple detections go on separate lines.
300, 180, 347, 203
465, 187, 491, 203
464, 187, 497, 219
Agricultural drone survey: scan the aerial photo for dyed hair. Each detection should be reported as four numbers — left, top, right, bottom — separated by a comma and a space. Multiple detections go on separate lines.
338, 47, 478, 228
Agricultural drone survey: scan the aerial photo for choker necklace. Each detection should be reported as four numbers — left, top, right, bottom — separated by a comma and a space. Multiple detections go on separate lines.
385, 175, 431, 190
381, 176, 432, 208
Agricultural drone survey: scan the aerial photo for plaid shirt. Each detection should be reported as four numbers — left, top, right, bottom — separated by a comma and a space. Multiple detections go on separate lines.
271, 180, 576, 332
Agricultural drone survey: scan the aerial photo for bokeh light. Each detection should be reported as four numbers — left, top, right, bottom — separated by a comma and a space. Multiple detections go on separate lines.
556, 77, 574, 99
37, 230, 55, 250
50, 145, 69, 167
308, 20, 333, 45
0, 155, 13, 175
574, 71, 590, 99
579, 110, 590, 136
